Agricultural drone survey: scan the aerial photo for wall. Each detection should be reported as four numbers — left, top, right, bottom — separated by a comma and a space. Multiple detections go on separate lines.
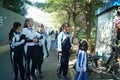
95, 8, 118, 54
0, 7, 26, 44
0, 7, 40, 44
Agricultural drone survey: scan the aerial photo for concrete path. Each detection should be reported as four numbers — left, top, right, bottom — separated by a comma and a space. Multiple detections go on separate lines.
0, 45, 72, 80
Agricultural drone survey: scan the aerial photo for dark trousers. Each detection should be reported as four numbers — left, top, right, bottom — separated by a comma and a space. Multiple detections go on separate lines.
26, 46, 36, 76
34, 45, 44, 73
10, 46, 13, 64
13, 46, 25, 79
57, 50, 70, 76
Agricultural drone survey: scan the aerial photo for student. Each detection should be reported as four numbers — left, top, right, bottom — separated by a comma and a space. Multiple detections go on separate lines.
74, 40, 88, 80
35, 23, 49, 76
9, 22, 25, 80
55, 30, 58, 48
57, 23, 72, 80
50, 30, 55, 50
22, 18, 38, 80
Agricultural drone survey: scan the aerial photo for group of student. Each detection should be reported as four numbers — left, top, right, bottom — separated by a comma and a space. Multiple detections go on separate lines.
9, 17, 88, 80
9, 18, 49, 80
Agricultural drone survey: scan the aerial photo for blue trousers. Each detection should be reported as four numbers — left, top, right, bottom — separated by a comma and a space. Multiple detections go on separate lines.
74, 71, 87, 80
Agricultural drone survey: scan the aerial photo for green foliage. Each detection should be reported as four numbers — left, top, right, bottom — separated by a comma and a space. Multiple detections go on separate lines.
1, 0, 32, 16
91, 0, 104, 27
35, 0, 104, 36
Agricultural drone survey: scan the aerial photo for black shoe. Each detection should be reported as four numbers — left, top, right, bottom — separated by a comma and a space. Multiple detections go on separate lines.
13, 78, 18, 80
56, 73, 61, 78
30, 74, 37, 80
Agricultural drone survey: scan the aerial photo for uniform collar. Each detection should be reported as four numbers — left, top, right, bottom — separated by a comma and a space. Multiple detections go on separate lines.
63, 31, 69, 34
15, 31, 20, 34
37, 31, 44, 34
27, 27, 33, 30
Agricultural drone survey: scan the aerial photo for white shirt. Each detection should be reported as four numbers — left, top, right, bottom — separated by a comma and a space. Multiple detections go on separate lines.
11, 32, 25, 48
36, 31, 47, 46
22, 27, 36, 46
57, 31, 72, 52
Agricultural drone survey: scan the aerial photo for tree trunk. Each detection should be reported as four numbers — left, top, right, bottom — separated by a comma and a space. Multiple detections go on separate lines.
86, 0, 92, 53
67, 12, 71, 24
72, 13, 77, 40
71, 0, 77, 38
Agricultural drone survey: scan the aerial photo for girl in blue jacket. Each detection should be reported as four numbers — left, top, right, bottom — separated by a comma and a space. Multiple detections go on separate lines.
74, 40, 88, 80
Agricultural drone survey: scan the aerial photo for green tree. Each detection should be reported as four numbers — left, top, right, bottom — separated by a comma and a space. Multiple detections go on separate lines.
35, 0, 104, 52
85, 0, 104, 52
0, 0, 32, 16
35, 0, 85, 36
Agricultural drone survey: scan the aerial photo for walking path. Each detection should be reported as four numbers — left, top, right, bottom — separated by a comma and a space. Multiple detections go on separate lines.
0, 45, 72, 80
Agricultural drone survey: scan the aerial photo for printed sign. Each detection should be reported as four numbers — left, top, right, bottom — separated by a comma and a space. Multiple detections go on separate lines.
0, 16, 3, 27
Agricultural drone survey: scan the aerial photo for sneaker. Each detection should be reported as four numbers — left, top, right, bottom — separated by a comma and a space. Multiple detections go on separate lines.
56, 73, 61, 78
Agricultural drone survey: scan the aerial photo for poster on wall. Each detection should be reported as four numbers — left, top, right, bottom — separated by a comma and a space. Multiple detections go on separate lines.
95, 9, 117, 55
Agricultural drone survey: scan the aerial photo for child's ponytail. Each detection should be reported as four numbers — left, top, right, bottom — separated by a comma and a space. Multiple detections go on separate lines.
9, 27, 15, 40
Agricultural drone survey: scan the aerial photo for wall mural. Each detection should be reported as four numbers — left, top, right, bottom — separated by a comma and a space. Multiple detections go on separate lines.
95, 8, 120, 55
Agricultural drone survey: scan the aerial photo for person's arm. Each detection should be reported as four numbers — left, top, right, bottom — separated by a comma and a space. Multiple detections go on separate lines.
69, 34, 73, 49
79, 51, 83, 68
76, 51, 83, 71
11, 35, 25, 47
57, 32, 62, 56
14, 40, 25, 46
83, 52, 87, 72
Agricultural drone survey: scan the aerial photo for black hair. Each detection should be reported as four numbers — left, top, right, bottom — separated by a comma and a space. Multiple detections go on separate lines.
79, 40, 88, 52
62, 22, 70, 29
38, 23, 44, 28
59, 26, 63, 33
9, 22, 21, 40
51, 30, 54, 34
24, 18, 33, 28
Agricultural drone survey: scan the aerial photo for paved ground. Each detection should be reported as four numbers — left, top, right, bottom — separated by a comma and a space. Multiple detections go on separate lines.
0, 45, 12, 80
0, 45, 71, 80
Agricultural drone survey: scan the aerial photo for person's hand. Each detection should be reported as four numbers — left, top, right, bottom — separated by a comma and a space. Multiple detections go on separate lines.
59, 53, 62, 56
33, 38, 38, 43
